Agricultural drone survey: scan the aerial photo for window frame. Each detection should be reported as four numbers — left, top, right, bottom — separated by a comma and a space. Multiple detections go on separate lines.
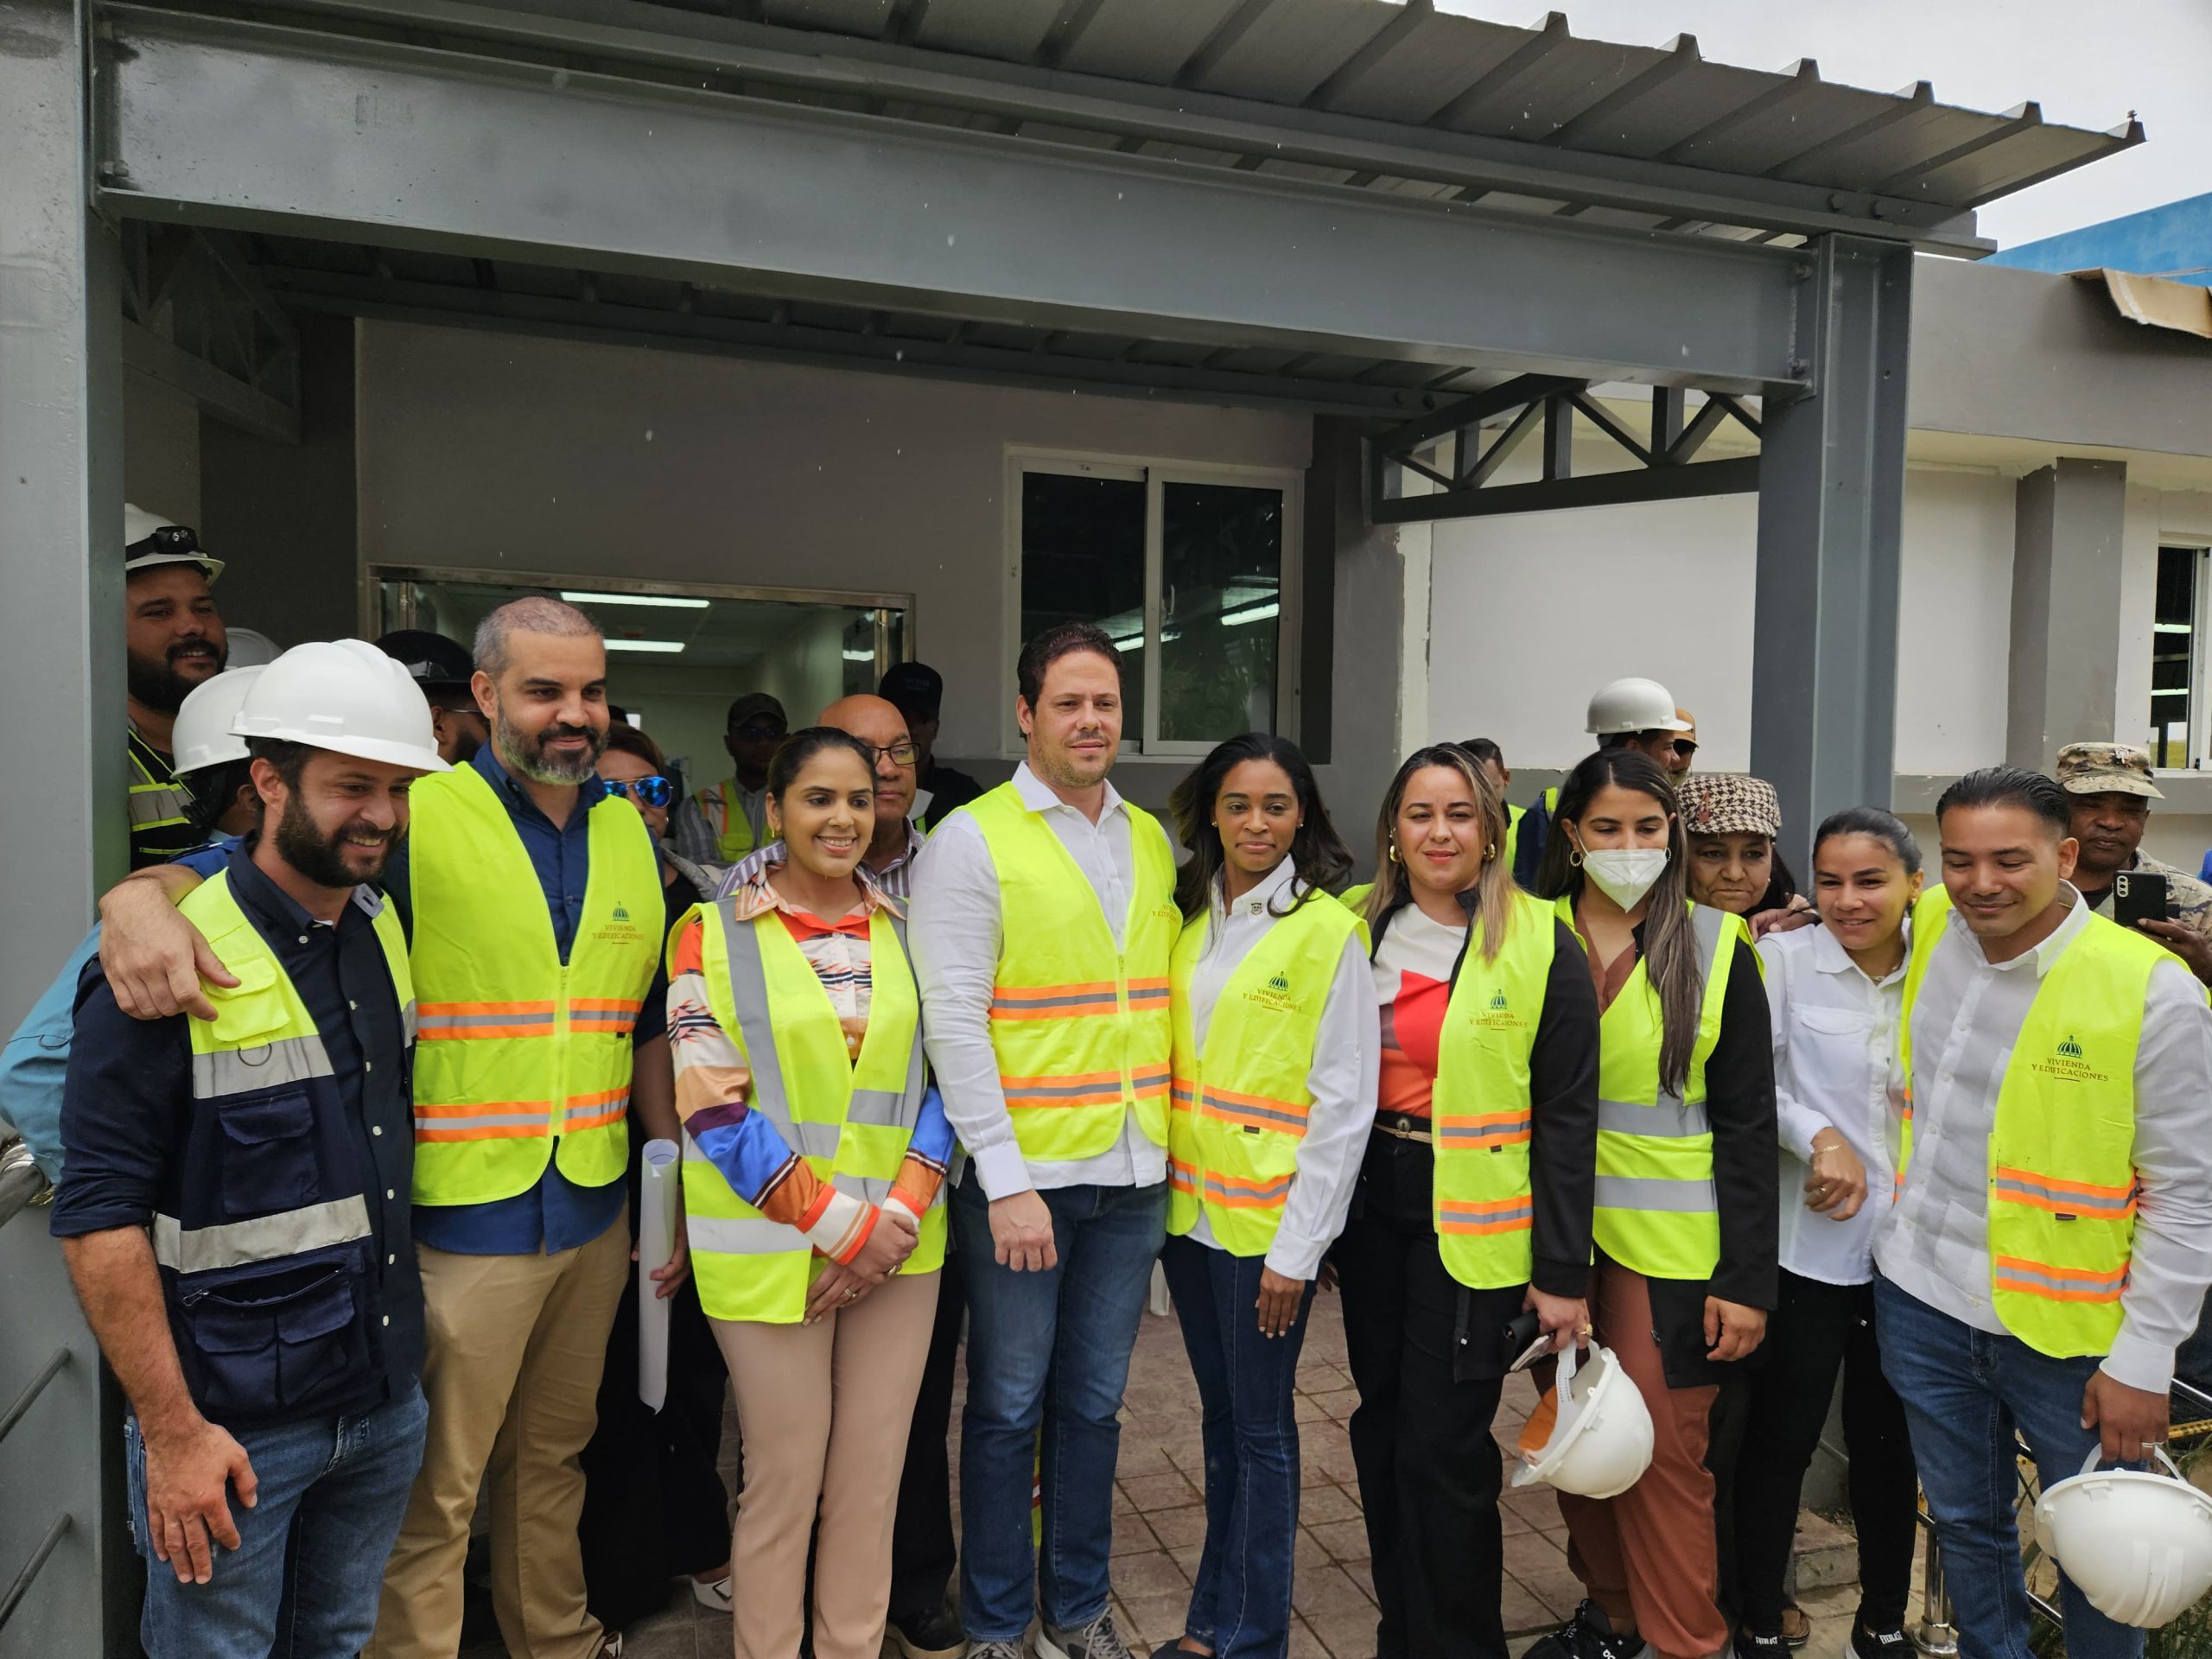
1002, 447, 1304, 760
2150, 543, 2212, 772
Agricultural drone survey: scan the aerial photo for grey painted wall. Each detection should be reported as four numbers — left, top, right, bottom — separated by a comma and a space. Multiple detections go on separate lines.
2006, 459, 2129, 769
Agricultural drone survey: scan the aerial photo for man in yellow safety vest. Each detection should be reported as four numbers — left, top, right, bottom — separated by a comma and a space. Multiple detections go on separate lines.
1872, 766, 2212, 1659
95, 597, 683, 1659
908, 622, 1180, 1659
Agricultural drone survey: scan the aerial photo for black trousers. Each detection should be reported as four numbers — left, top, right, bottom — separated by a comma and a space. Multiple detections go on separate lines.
1338, 1131, 1519, 1659
1732, 1270, 1918, 1635
888, 1239, 968, 1623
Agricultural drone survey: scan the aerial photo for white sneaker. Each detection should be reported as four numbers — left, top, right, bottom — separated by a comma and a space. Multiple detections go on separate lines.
691, 1573, 734, 1614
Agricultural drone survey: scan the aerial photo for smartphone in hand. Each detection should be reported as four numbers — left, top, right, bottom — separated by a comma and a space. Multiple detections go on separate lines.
2114, 870, 2172, 931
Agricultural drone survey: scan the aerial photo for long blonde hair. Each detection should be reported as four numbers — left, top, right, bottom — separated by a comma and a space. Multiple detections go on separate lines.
1365, 744, 1516, 961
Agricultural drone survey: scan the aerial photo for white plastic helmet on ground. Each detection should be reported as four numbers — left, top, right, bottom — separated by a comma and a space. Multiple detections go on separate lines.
2034, 1446, 2212, 1627
1511, 1342, 1655, 1500
123, 505, 225, 582
232, 639, 450, 773
1586, 677, 1692, 737
224, 626, 281, 668
171, 668, 265, 777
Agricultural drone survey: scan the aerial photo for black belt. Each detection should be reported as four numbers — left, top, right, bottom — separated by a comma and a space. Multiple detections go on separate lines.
1372, 1110, 1433, 1145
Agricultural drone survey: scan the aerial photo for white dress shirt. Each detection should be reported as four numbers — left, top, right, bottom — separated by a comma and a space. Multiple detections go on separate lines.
1180, 862, 1381, 1281
1758, 923, 1904, 1287
909, 762, 1173, 1198
1873, 887, 2212, 1390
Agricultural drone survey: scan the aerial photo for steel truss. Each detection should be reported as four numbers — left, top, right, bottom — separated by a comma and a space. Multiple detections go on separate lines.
118, 223, 301, 444
1367, 375, 1763, 523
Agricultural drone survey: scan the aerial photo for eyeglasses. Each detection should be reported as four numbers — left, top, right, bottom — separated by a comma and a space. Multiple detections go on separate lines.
1670, 740, 1699, 760
596, 774, 676, 810
730, 724, 787, 743
854, 741, 919, 768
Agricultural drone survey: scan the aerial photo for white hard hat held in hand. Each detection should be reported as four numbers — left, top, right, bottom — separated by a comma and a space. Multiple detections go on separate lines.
2034, 1446, 2212, 1628
172, 668, 266, 775
1512, 1342, 1655, 1500
232, 639, 452, 774
1586, 677, 1692, 737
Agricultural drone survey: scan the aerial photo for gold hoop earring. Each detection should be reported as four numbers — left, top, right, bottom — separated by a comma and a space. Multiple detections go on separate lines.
1567, 847, 1585, 868
1388, 841, 1402, 865
1484, 843, 1497, 861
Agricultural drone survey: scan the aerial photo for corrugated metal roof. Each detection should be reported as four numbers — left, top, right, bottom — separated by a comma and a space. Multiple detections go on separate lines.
628, 0, 2139, 238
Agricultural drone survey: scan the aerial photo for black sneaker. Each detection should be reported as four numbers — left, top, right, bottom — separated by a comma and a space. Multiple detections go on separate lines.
889, 1599, 969, 1659
1852, 1626, 1911, 1659
1734, 1631, 1789, 1659
1525, 1600, 1643, 1659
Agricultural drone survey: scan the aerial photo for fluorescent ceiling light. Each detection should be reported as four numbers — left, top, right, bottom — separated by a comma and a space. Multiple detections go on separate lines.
842, 649, 876, 662
1222, 601, 1280, 626
604, 639, 685, 653
560, 590, 709, 609
2155, 622, 2194, 634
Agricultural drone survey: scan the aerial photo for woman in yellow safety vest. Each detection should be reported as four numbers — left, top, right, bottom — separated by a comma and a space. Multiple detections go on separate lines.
1337, 744, 1601, 1659
1158, 733, 1379, 1659
1526, 750, 1777, 1659
665, 728, 953, 1659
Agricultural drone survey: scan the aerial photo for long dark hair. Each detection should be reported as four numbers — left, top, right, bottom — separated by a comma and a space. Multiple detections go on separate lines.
1169, 733, 1351, 921
1535, 749, 1702, 1096
1364, 743, 1516, 962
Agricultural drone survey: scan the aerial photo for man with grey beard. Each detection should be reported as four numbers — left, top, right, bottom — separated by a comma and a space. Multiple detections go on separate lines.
97, 596, 684, 1659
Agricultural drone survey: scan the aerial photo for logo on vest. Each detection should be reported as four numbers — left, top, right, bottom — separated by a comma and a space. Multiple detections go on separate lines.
613, 902, 632, 921
1243, 971, 1300, 1014
592, 900, 645, 947
1472, 986, 1527, 1033
2031, 1033, 2108, 1084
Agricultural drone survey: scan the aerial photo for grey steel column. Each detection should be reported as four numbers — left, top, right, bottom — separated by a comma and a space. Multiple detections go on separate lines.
0, 1, 129, 1652
1750, 236, 1913, 867
2005, 459, 2129, 771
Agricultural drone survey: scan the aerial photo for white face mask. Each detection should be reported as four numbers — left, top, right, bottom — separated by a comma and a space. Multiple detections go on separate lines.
1580, 847, 1670, 911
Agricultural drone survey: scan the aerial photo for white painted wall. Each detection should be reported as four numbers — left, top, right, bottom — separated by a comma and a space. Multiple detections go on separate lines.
1421, 467, 2019, 779
353, 321, 1312, 808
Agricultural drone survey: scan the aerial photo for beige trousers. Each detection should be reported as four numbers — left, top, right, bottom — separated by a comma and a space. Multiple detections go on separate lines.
368, 1212, 631, 1659
714, 1269, 940, 1659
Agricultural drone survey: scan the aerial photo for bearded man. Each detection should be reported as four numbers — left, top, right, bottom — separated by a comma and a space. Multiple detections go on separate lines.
123, 509, 230, 868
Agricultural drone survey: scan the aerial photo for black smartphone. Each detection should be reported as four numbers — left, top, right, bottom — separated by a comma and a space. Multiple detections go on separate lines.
2113, 870, 2172, 931
1502, 1308, 1549, 1373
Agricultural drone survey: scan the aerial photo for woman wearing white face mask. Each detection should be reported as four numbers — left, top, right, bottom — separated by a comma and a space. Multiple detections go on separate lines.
1523, 750, 1777, 1659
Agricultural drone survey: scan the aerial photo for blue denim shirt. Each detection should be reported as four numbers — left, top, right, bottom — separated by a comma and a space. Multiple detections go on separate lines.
387, 746, 665, 1257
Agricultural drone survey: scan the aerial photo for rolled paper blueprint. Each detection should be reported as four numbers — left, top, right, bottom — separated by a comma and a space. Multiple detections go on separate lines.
638, 1136, 680, 1412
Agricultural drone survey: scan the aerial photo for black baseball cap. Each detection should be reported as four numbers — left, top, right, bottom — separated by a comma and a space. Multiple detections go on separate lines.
376, 629, 475, 692
879, 661, 944, 718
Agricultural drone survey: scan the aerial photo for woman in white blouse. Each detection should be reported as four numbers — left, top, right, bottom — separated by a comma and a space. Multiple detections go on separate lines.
1160, 733, 1380, 1659
1731, 808, 1924, 1659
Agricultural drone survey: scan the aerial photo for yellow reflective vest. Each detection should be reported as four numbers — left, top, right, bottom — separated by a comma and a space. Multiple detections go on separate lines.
1897, 886, 2190, 1357
677, 899, 944, 1323
405, 766, 662, 1205
963, 783, 1179, 1162
707, 778, 764, 863
1432, 890, 1560, 1288
1558, 895, 1741, 1281
1166, 887, 1364, 1254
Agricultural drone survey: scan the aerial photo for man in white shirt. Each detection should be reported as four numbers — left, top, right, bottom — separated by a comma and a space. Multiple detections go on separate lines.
909, 625, 1180, 1659
1873, 766, 2212, 1659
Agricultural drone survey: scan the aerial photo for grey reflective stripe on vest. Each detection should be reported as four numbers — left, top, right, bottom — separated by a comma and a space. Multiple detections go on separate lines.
192, 1032, 336, 1098
1689, 902, 1728, 977
151, 1195, 372, 1273
1993, 1174, 2136, 1217
129, 784, 194, 827
1595, 1098, 1711, 1138
686, 1212, 802, 1255
1592, 1174, 1718, 1213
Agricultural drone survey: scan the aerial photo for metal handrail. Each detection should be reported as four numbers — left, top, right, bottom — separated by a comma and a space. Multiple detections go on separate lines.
0, 1515, 71, 1634
0, 1351, 68, 1448
0, 1138, 50, 1230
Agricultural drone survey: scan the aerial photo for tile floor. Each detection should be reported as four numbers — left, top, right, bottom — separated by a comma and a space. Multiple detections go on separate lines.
472, 1292, 1883, 1659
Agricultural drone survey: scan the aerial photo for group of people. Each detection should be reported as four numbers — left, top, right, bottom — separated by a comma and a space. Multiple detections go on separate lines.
19, 507, 2212, 1659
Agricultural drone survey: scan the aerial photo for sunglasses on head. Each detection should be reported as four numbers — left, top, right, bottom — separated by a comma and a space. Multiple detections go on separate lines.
596, 774, 675, 810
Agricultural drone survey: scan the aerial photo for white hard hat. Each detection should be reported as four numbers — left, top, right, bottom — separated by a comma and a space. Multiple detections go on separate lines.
2034, 1446, 2212, 1627
123, 505, 225, 583
232, 639, 451, 773
1511, 1343, 1655, 1500
1586, 677, 1691, 736
172, 668, 265, 777
225, 627, 281, 668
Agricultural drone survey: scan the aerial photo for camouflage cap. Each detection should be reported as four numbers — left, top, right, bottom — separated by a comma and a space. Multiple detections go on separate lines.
2055, 742, 2164, 800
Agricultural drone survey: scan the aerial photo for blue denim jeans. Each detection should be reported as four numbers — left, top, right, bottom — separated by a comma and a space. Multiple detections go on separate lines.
1160, 1234, 1314, 1659
1872, 1276, 2143, 1659
127, 1383, 429, 1659
953, 1174, 1168, 1642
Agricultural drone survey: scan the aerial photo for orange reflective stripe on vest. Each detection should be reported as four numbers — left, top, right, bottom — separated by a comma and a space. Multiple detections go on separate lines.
1438, 1194, 1535, 1236
416, 1000, 557, 1040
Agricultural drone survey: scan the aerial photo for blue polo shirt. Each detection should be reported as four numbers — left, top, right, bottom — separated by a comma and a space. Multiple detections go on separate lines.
384, 746, 666, 1257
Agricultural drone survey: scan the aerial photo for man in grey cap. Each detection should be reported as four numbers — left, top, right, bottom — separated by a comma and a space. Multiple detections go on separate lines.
2057, 741, 2212, 984
673, 691, 785, 868
123, 506, 229, 869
